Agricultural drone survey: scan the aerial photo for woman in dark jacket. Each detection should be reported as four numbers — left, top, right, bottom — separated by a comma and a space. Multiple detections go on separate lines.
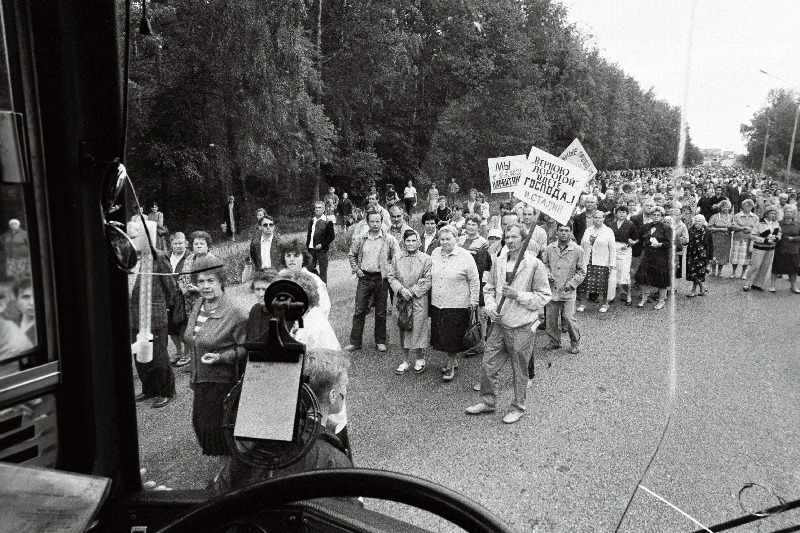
685, 214, 714, 297
185, 255, 248, 459
635, 206, 672, 310
771, 205, 800, 292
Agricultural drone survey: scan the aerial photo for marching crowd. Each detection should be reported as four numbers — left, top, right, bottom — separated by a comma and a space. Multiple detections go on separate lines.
127, 164, 800, 487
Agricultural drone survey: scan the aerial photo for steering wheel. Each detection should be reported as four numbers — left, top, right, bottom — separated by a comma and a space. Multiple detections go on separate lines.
155, 468, 517, 533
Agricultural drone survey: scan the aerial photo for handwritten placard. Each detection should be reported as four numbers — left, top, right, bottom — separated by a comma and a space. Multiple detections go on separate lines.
513, 146, 592, 225
488, 155, 528, 193
558, 138, 597, 182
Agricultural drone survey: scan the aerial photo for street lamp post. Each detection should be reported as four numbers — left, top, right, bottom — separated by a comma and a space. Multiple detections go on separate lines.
788, 102, 800, 174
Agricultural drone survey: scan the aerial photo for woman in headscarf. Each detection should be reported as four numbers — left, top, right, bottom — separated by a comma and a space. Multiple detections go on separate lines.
685, 214, 714, 297
743, 204, 781, 292
388, 229, 432, 375
708, 199, 733, 277
635, 206, 672, 310
770, 205, 800, 293
730, 198, 759, 279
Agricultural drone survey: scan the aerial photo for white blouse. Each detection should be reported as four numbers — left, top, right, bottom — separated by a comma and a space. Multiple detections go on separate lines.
580, 224, 616, 268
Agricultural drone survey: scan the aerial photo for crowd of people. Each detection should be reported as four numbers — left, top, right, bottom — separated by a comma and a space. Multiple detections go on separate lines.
124, 164, 800, 490
0, 218, 35, 376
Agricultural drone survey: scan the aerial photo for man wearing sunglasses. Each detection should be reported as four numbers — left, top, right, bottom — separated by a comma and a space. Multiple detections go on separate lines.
249, 214, 282, 272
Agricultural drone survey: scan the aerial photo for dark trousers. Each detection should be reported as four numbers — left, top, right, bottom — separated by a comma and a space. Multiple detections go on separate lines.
349, 273, 388, 346
309, 248, 329, 284
134, 325, 175, 397
404, 198, 414, 215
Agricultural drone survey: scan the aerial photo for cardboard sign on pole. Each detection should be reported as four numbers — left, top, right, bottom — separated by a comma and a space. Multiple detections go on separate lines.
558, 138, 597, 181
488, 155, 527, 194
512, 146, 592, 225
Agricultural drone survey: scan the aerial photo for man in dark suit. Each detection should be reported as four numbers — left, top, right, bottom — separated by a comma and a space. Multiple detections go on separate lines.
306, 201, 336, 283
222, 195, 242, 242
726, 179, 742, 213
249, 214, 282, 272
571, 194, 599, 244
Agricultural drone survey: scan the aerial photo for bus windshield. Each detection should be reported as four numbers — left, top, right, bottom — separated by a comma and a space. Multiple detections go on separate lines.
120, 1, 799, 531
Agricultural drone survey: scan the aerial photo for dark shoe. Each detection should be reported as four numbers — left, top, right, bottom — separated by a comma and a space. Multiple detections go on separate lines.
135, 392, 154, 403
544, 344, 561, 351
752, 286, 764, 291
537, 321, 546, 330
152, 396, 172, 408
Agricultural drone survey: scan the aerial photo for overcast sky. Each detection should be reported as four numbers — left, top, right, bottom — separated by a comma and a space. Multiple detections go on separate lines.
562, 0, 800, 153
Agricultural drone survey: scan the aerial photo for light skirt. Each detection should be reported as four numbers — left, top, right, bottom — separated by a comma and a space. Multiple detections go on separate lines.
615, 243, 632, 285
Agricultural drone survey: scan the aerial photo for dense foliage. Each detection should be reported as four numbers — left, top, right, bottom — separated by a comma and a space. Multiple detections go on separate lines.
740, 88, 800, 177
126, 0, 701, 229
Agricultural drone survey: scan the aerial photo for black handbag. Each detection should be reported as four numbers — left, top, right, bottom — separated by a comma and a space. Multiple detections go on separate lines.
170, 292, 187, 326
397, 297, 413, 332
462, 308, 481, 348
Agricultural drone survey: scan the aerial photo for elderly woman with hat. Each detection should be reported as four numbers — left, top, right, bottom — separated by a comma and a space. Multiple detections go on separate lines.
743, 204, 781, 292
185, 255, 248, 458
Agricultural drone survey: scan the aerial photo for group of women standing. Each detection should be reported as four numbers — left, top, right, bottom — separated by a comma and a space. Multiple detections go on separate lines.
388, 225, 481, 382
680, 201, 800, 294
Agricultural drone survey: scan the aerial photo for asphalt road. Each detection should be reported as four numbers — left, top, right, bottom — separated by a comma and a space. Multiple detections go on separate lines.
136, 258, 799, 532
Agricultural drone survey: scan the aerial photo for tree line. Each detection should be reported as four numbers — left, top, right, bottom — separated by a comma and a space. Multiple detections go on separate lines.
125, 0, 702, 230
740, 88, 800, 178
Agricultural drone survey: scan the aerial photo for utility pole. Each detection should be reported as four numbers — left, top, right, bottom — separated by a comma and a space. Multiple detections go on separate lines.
759, 70, 800, 175
787, 101, 799, 174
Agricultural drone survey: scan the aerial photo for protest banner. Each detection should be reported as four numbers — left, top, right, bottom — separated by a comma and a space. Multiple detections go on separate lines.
512, 146, 592, 225
488, 155, 527, 194
558, 138, 597, 182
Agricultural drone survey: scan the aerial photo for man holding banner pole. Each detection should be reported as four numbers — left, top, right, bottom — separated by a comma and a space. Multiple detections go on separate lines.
465, 222, 551, 424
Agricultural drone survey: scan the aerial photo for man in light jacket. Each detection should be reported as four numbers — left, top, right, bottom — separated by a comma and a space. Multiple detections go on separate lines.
465, 222, 551, 424
344, 208, 398, 353
541, 223, 586, 353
